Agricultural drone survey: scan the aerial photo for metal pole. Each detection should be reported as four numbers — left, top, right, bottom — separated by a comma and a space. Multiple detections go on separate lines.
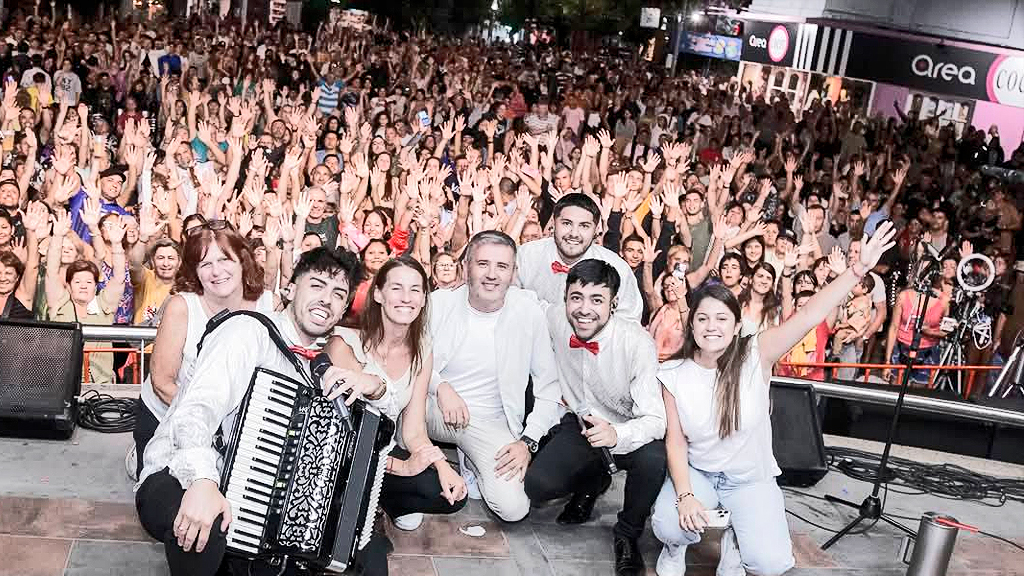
670, 10, 685, 77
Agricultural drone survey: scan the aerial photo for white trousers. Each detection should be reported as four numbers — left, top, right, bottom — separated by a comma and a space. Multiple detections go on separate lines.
426, 399, 530, 522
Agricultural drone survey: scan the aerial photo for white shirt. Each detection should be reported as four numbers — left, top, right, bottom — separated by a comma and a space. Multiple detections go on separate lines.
516, 237, 644, 324
333, 327, 421, 426
547, 307, 666, 454
439, 305, 505, 419
428, 286, 563, 442
657, 338, 780, 483
141, 291, 275, 421
137, 310, 310, 490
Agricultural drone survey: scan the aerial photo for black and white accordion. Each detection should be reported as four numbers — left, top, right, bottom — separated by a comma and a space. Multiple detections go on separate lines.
219, 366, 395, 573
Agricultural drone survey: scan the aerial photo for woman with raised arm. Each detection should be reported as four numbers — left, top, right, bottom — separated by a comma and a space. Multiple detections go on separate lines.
325, 256, 466, 576
650, 222, 896, 576
46, 210, 129, 385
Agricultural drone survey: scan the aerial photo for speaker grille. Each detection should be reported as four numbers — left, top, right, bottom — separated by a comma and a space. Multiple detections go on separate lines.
0, 320, 82, 416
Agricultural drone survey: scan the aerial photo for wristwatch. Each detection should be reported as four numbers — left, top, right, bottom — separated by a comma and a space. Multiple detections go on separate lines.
519, 435, 539, 453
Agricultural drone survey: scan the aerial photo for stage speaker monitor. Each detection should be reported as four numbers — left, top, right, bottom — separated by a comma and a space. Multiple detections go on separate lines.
0, 319, 83, 439
770, 379, 828, 487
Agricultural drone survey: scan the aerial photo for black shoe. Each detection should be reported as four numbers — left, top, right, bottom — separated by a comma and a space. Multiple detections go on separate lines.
613, 534, 645, 576
556, 473, 612, 525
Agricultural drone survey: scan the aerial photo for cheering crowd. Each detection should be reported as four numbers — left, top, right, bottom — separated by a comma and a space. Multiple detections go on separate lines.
0, 9, 1021, 576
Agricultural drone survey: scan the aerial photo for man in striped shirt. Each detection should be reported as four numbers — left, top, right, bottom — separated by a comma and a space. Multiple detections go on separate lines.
317, 67, 344, 116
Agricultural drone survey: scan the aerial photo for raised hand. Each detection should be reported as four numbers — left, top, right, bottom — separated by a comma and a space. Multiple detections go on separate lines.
105, 215, 127, 244
641, 152, 662, 174
827, 246, 847, 276
608, 172, 629, 199
642, 237, 661, 263
649, 193, 664, 220
858, 221, 897, 271
263, 216, 281, 248
338, 197, 357, 225
80, 197, 102, 229
597, 129, 613, 149
22, 202, 47, 234
293, 190, 313, 220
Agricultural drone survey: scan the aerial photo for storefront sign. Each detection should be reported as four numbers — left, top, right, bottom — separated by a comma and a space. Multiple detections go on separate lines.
741, 21, 797, 67
843, 35, 994, 101
681, 32, 742, 61
988, 55, 1024, 108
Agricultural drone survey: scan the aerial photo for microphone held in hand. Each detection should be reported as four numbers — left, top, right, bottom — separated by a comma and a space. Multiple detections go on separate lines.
577, 413, 618, 474
310, 352, 353, 432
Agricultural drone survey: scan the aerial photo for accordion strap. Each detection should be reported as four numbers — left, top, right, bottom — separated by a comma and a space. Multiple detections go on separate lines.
196, 309, 313, 387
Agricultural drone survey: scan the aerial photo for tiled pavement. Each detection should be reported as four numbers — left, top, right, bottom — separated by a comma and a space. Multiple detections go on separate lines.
1, 430, 1022, 576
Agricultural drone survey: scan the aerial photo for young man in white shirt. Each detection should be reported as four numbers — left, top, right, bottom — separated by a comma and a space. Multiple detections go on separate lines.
525, 259, 667, 576
516, 193, 643, 323
424, 231, 564, 523
134, 248, 373, 576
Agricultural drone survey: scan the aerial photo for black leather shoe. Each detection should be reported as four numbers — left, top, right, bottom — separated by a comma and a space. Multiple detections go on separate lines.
556, 473, 612, 525
613, 534, 645, 576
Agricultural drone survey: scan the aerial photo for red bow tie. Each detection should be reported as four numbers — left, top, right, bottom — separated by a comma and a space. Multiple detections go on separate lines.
288, 345, 320, 360
551, 261, 571, 274
569, 334, 599, 355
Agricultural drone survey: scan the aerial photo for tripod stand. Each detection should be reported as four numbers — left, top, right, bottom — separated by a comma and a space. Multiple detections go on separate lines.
820, 273, 940, 550
987, 331, 1024, 399
933, 294, 987, 395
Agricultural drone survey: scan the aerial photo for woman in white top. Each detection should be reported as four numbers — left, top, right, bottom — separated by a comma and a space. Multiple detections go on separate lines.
738, 262, 781, 337
651, 222, 896, 576
324, 256, 467, 576
132, 222, 274, 478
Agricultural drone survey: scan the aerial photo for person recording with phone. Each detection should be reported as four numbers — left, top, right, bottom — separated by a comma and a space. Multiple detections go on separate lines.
525, 259, 666, 576
650, 222, 897, 576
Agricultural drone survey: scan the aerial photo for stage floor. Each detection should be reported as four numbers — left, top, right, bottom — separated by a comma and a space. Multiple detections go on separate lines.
0, 430, 1021, 576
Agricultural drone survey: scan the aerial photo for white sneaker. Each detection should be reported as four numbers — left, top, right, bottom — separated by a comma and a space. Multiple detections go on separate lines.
656, 543, 686, 576
716, 527, 745, 576
457, 448, 482, 500
393, 513, 424, 531
125, 442, 138, 481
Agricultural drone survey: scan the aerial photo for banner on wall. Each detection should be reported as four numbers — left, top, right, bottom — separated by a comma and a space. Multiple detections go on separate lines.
740, 21, 798, 67
742, 20, 1024, 109
681, 32, 742, 61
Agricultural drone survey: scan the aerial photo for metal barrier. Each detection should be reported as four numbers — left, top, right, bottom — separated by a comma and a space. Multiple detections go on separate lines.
777, 361, 1001, 397
773, 375, 1024, 428
81, 326, 158, 386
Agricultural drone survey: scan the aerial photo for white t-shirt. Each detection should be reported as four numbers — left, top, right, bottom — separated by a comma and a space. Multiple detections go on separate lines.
440, 305, 505, 419
657, 338, 780, 483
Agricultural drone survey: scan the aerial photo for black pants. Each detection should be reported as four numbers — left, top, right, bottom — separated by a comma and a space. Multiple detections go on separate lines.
137, 445, 466, 576
524, 413, 667, 540
133, 398, 160, 478
136, 468, 231, 576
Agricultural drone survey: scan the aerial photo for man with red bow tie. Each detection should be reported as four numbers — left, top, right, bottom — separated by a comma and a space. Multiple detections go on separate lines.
526, 259, 666, 576
516, 193, 644, 323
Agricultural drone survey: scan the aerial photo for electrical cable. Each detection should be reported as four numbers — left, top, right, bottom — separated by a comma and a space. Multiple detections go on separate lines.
76, 390, 136, 433
780, 447, 1024, 554
825, 446, 1024, 506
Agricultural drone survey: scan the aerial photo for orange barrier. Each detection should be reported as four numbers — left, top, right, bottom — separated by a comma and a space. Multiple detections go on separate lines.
777, 361, 1000, 398
83, 346, 142, 385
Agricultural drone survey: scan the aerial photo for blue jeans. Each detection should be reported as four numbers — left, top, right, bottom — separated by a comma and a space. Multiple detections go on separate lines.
651, 467, 795, 576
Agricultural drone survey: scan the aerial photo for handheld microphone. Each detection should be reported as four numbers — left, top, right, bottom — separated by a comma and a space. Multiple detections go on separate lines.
576, 413, 618, 475
311, 352, 353, 431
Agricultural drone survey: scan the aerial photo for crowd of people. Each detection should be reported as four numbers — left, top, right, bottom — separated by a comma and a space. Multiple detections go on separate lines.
0, 8, 1022, 576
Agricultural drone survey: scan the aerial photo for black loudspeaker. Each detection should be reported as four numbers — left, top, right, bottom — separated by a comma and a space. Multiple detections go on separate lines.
0, 319, 83, 439
770, 380, 828, 487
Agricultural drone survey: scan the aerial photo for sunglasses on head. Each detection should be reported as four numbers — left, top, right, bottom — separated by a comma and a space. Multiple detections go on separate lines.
186, 219, 232, 237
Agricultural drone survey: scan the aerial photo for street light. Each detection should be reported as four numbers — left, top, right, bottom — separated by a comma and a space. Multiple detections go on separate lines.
690, 11, 703, 23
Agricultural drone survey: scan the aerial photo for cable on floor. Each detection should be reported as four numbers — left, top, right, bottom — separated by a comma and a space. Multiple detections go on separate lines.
76, 391, 136, 433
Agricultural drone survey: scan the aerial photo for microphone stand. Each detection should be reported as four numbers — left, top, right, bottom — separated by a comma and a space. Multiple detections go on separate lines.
819, 264, 938, 549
